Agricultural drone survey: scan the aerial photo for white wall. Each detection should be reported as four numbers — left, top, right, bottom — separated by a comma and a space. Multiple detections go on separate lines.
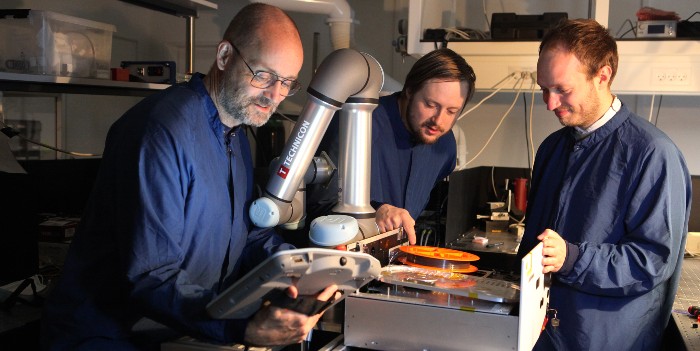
455, 90, 700, 173
446, 0, 700, 174
3, 0, 699, 174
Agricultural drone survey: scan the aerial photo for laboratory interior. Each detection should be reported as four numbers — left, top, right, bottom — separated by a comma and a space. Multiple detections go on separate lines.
1, 0, 700, 350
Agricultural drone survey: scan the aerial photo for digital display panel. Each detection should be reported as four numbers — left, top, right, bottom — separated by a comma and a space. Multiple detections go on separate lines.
648, 24, 666, 34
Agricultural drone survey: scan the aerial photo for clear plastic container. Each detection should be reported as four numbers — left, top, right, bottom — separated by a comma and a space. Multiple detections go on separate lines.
0, 9, 116, 79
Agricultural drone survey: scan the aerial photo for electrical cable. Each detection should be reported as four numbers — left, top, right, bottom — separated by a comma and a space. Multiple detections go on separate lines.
275, 111, 297, 123
436, 195, 449, 247
490, 72, 518, 90
18, 134, 98, 157
482, 0, 491, 32
491, 165, 497, 199
510, 214, 525, 225
458, 72, 517, 121
654, 95, 664, 126
0, 120, 100, 157
684, 11, 700, 21
528, 81, 537, 178
443, 27, 488, 41
615, 19, 637, 38
648, 94, 655, 122
502, 78, 540, 226
514, 80, 538, 225
421, 229, 432, 247
443, 27, 470, 40
463, 74, 527, 167
522, 93, 531, 172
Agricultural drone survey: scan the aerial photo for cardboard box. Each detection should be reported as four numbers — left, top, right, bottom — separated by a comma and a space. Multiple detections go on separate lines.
0, 9, 116, 78
39, 217, 78, 241
38, 241, 70, 267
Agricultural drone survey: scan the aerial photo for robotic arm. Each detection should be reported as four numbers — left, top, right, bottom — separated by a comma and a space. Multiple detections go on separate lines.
249, 48, 384, 241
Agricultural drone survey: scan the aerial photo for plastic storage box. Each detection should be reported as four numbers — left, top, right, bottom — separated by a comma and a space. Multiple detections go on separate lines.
0, 9, 116, 79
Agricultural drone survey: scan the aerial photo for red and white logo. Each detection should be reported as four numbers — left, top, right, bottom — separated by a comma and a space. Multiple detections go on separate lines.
277, 165, 290, 179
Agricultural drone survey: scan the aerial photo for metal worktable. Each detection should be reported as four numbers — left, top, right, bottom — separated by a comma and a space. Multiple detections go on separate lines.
673, 256, 700, 350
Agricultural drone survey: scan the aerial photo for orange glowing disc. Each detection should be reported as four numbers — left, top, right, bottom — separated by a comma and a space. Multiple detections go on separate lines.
399, 246, 480, 261
398, 246, 479, 273
397, 256, 478, 274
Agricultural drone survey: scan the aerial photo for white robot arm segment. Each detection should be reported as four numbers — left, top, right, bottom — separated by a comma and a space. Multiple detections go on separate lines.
249, 48, 384, 228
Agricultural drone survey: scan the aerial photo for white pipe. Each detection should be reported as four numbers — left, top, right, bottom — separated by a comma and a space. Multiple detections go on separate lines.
254, 0, 354, 50
256, 0, 351, 19
327, 19, 352, 50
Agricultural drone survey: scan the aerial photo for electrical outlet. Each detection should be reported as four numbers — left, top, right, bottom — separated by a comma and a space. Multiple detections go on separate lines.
508, 66, 537, 84
651, 67, 691, 86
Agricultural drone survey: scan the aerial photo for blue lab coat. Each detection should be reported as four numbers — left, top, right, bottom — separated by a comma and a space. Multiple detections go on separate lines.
41, 74, 293, 350
307, 92, 456, 223
518, 104, 691, 350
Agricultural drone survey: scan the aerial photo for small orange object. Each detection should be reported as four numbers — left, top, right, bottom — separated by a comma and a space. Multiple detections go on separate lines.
111, 67, 130, 81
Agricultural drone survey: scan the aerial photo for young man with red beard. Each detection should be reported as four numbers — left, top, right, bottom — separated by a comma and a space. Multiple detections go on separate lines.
518, 18, 691, 350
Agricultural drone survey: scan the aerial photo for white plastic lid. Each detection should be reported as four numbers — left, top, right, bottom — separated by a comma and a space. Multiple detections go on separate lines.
309, 215, 358, 247
33, 10, 116, 32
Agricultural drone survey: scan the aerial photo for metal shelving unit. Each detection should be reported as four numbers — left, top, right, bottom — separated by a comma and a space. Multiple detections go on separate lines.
119, 0, 218, 74
0, 72, 169, 97
0, 0, 218, 158
0, 72, 169, 159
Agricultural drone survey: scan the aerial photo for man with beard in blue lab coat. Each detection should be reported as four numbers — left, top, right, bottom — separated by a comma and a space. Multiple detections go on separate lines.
41, 4, 337, 350
307, 48, 476, 245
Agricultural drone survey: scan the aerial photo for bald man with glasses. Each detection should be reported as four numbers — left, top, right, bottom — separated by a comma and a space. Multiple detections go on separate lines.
41, 4, 338, 350
231, 43, 302, 97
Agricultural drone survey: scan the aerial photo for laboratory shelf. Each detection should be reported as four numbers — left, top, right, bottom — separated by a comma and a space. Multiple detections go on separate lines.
120, 0, 217, 17
0, 72, 168, 97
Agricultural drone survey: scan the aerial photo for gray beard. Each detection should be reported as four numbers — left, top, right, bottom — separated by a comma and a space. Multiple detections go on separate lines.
219, 77, 277, 127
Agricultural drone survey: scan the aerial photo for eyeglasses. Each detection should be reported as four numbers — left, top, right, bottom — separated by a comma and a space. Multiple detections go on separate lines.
231, 43, 302, 97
